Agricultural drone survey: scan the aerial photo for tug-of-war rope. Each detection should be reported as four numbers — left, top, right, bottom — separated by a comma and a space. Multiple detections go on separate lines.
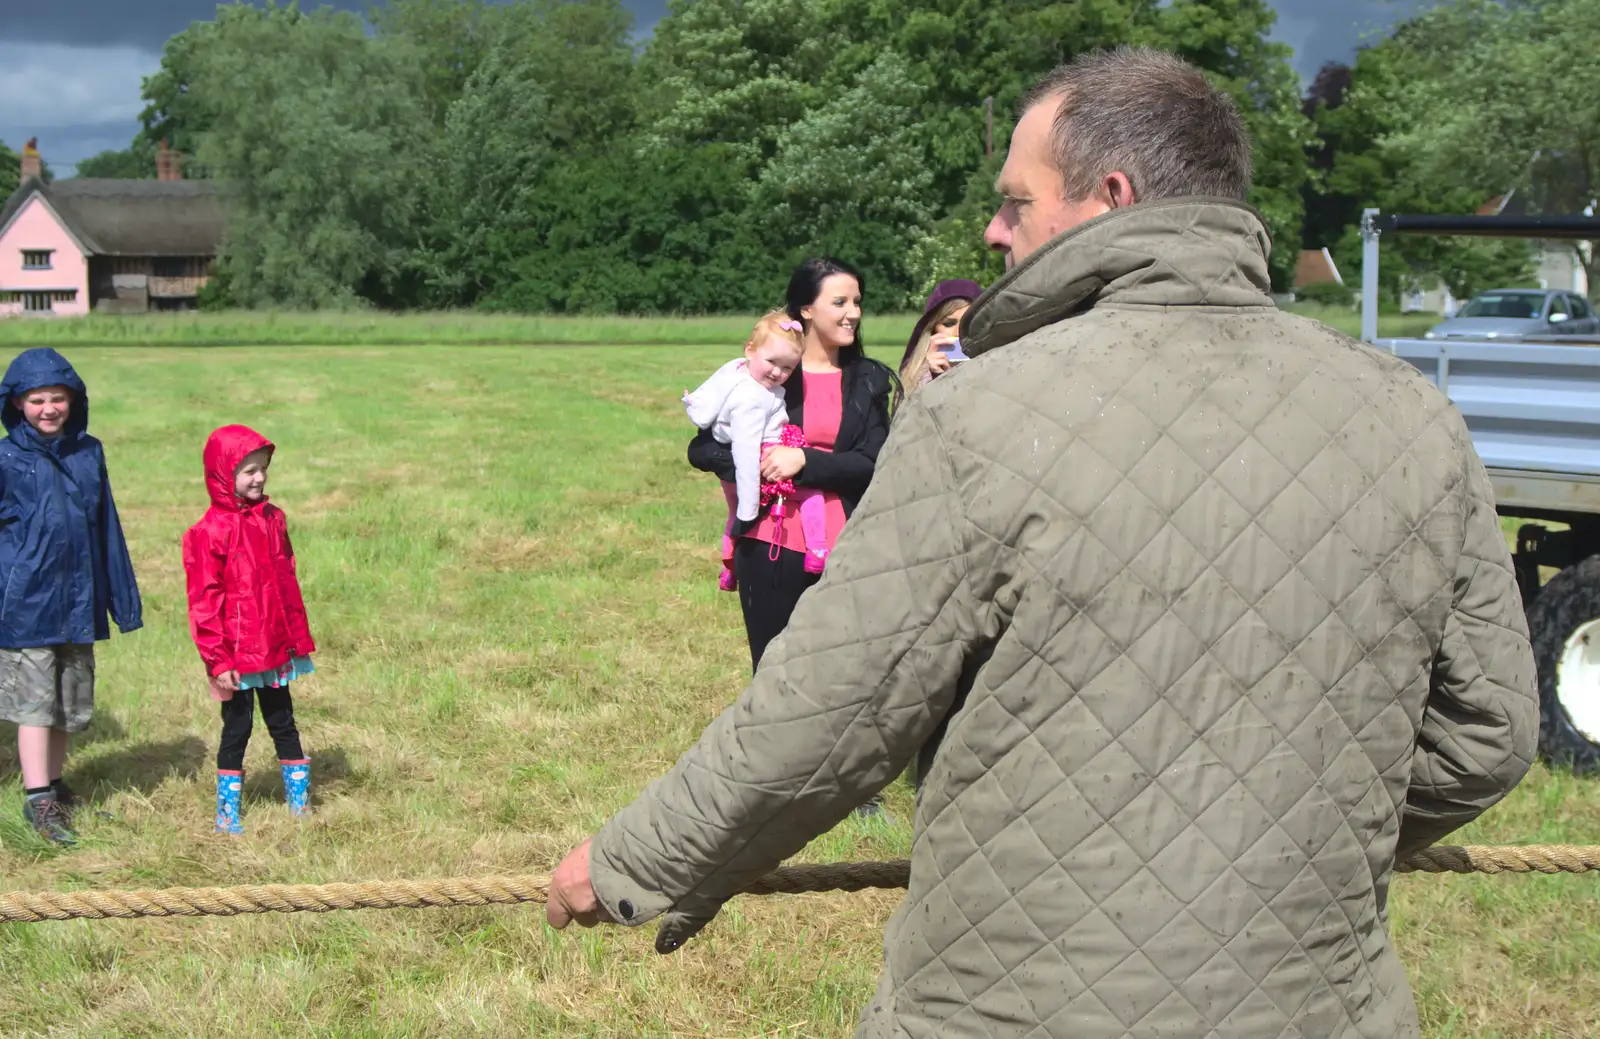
1, 845, 1596, 924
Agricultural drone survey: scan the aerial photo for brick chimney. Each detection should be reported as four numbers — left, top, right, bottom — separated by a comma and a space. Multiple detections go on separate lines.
155, 139, 182, 181
20, 137, 41, 181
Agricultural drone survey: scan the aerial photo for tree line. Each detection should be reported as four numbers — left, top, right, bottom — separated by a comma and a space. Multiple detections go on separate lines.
1301, 0, 1597, 306
47, 0, 1598, 313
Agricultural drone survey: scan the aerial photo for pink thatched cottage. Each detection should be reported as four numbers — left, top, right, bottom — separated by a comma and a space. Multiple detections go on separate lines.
0, 139, 224, 317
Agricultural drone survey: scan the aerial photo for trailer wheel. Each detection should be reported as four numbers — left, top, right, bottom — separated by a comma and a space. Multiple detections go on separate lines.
1527, 555, 1600, 775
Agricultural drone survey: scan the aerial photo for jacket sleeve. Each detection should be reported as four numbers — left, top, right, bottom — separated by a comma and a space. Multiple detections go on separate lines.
1399, 447, 1539, 859
684, 358, 745, 429
98, 452, 142, 634
182, 523, 234, 677
727, 393, 769, 522
687, 426, 739, 485
588, 396, 992, 932
793, 363, 892, 498
275, 511, 316, 656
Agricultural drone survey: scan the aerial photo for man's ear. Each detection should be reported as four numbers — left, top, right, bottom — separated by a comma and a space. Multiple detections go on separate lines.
1104, 171, 1137, 209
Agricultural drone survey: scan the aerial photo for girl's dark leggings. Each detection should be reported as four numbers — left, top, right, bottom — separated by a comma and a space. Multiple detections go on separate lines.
217, 686, 303, 771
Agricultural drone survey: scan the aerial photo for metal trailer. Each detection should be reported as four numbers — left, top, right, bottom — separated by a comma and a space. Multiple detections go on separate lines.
1360, 210, 1600, 772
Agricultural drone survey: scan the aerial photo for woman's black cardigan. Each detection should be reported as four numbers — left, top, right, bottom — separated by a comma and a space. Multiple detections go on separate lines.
686, 355, 898, 537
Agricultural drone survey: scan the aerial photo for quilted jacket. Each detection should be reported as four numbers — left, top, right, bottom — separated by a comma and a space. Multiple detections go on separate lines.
589, 198, 1538, 1038
182, 425, 315, 678
0, 348, 142, 647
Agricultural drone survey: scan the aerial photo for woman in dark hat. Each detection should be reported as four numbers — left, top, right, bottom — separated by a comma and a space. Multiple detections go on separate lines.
898, 278, 983, 392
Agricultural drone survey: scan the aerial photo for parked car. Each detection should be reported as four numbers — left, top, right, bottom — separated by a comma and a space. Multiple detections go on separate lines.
1424, 288, 1599, 340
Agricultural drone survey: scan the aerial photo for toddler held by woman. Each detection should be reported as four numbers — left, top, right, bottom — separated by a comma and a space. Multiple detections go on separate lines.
683, 312, 829, 590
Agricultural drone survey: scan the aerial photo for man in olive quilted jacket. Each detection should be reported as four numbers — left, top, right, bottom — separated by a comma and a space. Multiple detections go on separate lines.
549, 46, 1538, 1038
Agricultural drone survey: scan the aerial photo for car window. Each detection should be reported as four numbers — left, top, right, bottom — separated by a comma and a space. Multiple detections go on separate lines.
1571, 294, 1593, 319
1458, 292, 1545, 319
1550, 294, 1571, 320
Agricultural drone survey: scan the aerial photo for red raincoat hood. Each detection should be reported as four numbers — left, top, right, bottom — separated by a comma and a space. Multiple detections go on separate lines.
203, 425, 274, 511
183, 424, 314, 677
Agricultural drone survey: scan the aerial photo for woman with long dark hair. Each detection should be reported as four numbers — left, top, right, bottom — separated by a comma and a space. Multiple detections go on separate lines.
688, 258, 899, 671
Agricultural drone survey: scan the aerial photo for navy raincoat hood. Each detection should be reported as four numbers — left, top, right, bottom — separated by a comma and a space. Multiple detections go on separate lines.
1, 347, 90, 441
0, 348, 141, 646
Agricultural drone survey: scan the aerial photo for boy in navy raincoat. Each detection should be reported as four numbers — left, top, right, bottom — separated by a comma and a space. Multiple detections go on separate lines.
0, 348, 141, 843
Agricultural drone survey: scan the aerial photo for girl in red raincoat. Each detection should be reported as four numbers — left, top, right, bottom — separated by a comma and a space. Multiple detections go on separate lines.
182, 425, 316, 833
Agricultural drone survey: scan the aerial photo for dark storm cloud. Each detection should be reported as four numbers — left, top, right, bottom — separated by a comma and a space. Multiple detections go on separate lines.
1270, 0, 1429, 78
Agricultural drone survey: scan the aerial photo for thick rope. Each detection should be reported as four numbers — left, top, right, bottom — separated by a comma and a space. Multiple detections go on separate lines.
0, 845, 1593, 924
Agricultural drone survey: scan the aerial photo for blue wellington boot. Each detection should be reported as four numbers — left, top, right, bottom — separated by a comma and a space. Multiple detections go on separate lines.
281, 759, 311, 816
216, 770, 244, 834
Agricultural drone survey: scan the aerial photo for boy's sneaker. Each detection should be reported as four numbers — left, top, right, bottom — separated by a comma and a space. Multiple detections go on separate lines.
51, 778, 78, 818
23, 792, 76, 845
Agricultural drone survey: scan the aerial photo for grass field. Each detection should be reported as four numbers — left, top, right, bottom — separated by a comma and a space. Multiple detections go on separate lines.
0, 303, 1437, 349
0, 340, 1594, 1038
0, 310, 921, 349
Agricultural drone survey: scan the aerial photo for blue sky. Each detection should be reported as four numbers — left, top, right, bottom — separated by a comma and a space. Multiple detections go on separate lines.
2, 0, 1419, 177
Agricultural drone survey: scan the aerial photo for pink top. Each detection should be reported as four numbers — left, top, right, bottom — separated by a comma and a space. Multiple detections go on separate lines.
744, 369, 848, 554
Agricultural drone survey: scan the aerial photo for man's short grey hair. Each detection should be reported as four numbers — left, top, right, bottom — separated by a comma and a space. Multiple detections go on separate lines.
1019, 46, 1253, 203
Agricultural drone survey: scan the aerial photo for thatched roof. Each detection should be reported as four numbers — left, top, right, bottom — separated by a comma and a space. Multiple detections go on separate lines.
0, 177, 225, 257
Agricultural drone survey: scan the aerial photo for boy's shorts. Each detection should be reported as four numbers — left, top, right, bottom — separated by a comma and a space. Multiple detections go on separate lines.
0, 645, 95, 732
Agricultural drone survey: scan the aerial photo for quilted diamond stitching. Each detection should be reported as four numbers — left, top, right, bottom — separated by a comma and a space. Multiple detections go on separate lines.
883, 312, 1492, 1035
592, 209, 1536, 1039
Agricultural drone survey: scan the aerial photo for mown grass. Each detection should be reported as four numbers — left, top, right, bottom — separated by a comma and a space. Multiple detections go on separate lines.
0, 310, 921, 350
0, 342, 1592, 1038
0, 303, 1434, 349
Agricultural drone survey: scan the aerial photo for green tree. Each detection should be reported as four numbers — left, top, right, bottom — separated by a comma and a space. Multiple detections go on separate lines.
1152, 0, 1313, 292
1312, 24, 1536, 304
74, 148, 152, 179
419, 45, 554, 306
905, 155, 1007, 299
753, 53, 939, 308
414, 0, 637, 305
1299, 61, 1352, 251
1381, 0, 1598, 295
370, 0, 496, 127
490, 0, 635, 154
136, 12, 224, 174
486, 143, 784, 313
183, 2, 434, 307
635, 0, 832, 165
819, 0, 1128, 208
0, 140, 17, 198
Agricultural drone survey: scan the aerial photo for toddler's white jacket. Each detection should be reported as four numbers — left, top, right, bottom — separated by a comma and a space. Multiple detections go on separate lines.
684, 358, 789, 521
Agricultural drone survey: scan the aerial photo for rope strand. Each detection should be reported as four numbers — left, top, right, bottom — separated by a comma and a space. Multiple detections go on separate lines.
0, 844, 1593, 925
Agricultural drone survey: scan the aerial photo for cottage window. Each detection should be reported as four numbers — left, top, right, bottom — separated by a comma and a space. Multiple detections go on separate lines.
10, 290, 77, 312
22, 250, 52, 269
